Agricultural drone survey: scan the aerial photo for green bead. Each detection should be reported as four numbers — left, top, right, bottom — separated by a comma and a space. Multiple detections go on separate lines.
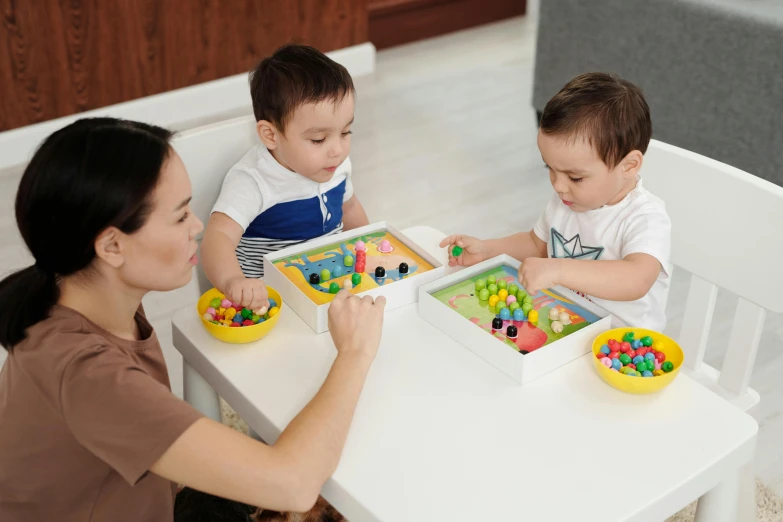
329, 282, 340, 294
517, 290, 528, 301
487, 284, 498, 296
662, 361, 674, 373
636, 361, 648, 373
352, 273, 361, 285
487, 275, 496, 285
251, 314, 261, 323
509, 302, 520, 313
521, 302, 533, 315
496, 302, 507, 314
522, 296, 533, 305
478, 289, 490, 301
620, 367, 632, 375
508, 284, 519, 297
344, 255, 354, 267
497, 280, 507, 290
241, 308, 252, 319
622, 331, 635, 342
451, 245, 464, 257
475, 279, 486, 291
209, 298, 222, 309
321, 269, 331, 281
641, 336, 653, 347
619, 353, 632, 365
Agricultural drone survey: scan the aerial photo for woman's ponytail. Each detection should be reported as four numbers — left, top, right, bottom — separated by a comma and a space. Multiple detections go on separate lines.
0, 265, 59, 349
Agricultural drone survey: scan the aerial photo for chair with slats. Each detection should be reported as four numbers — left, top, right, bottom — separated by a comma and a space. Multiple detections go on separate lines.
642, 139, 783, 520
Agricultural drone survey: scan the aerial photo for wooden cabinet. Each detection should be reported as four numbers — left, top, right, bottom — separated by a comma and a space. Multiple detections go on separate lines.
0, 0, 368, 132
369, 0, 525, 49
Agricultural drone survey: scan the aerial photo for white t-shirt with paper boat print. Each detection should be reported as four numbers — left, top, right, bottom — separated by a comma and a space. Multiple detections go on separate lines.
533, 177, 671, 330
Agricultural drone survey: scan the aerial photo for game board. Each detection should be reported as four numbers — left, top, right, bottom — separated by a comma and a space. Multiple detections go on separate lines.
273, 230, 436, 305
431, 264, 602, 354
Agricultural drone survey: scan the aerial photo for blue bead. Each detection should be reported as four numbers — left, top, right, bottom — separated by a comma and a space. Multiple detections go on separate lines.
644, 352, 656, 361
500, 308, 511, 321
642, 370, 654, 377
632, 340, 643, 349
633, 355, 645, 365
233, 315, 242, 323
611, 358, 622, 370
268, 299, 277, 308
513, 309, 525, 321
332, 266, 344, 277
600, 344, 610, 355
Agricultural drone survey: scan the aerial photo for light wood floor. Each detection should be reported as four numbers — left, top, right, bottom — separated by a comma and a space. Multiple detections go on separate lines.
1, 12, 782, 498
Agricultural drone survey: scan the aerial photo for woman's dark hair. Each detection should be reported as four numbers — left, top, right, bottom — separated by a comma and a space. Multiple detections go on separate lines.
0, 118, 173, 350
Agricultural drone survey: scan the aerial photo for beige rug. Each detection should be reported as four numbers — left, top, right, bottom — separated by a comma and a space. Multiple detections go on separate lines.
221, 401, 783, 521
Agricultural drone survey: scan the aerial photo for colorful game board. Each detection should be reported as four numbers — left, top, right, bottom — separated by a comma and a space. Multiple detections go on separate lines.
273, 231, 436, 305
431, 264, 602, 353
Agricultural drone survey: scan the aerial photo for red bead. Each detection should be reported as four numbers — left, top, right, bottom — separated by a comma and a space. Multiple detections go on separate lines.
627, 350, 637, 359
215, 315, 224, 322
610, 351, 620, 359
637, 348, 648, 356
628, 363, 636, 370
620, 342, 631, 353
655, 352, 666, 362
608, 339, 618, 347
242, 319, 254, 326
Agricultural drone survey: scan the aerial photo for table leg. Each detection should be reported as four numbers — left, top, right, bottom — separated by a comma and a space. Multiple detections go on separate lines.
183, 358, 221, 422
694, 462, 754, 522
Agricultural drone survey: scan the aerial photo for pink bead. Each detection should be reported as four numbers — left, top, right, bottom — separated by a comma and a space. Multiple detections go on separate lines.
355, 240, 366, 251
203, 313, 214, 321
600, 357, 612, 368
379, 239, 392, 252
655, 361, 662, 370
221, 299, 232, 308
206, 307, 216, 315
506, 295, 517, 305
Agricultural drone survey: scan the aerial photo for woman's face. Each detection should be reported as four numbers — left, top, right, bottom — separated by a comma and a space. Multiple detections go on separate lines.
118, 151, 203, 292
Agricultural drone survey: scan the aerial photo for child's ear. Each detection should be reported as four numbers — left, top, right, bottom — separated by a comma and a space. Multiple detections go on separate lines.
94, 227, 125, 269
619, 150, 644, 179
256, 120, 279, 150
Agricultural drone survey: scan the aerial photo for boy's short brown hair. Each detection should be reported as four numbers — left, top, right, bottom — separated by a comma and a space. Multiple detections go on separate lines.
539, 72, 652, 168
249, 44, 355, 133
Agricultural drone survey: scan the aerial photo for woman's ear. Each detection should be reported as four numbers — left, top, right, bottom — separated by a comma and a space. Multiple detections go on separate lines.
256, 121, 280, 150
94, 227, 125, 269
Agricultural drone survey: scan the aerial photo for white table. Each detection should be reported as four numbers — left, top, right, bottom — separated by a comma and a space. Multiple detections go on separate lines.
173, 227, 758, 522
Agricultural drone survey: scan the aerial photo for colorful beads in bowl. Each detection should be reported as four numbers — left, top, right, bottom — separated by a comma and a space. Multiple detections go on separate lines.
595, 331, 674, 377
201, 295, 280, 328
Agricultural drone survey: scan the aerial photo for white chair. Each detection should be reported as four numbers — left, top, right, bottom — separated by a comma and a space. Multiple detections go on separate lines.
643, 139, 783, 521
171, 115, 259, 294
169, 115, 259, 423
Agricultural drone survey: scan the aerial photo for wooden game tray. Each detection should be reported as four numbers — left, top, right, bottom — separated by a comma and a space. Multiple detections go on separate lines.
264, 221, 445, 333
418, 254, 612, 384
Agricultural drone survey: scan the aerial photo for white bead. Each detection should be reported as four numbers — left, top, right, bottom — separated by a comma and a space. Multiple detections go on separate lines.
254, 306, 268, 316
549, 308, 560, 321
558, 312, 571, 325
551, 320, 564, 333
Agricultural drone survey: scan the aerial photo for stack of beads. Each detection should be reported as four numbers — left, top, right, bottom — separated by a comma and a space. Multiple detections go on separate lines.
202, 295, 280, 328
354, 240, 367, 273
596, 331, 674, 377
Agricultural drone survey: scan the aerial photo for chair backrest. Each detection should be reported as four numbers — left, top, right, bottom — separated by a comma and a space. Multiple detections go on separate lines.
170, 115, 258, 293
642, 139, 783, 405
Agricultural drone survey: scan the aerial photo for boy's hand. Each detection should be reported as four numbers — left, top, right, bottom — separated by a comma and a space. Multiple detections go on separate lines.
438, 235, 486, 267
222, 276, 269, 311
519, 258, 562, 296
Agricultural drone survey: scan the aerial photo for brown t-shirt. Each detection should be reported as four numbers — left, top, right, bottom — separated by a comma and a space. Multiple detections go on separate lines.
0, 305, 203, 521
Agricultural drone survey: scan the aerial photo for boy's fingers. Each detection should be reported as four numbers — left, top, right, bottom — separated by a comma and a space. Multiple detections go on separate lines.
439, 235, 457, 248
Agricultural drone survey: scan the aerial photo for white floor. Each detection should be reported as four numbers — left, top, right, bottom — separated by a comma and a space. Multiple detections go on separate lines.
2, 12, 782, 499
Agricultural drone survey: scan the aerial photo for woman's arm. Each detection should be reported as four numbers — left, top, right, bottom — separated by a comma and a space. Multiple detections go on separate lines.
151, 292, 385, 512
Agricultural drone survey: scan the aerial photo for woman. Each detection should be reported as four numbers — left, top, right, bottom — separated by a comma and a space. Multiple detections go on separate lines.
0, 118, 385, 521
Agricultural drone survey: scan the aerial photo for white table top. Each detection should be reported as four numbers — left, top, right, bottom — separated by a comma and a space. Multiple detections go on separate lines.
173, 227, 758, 522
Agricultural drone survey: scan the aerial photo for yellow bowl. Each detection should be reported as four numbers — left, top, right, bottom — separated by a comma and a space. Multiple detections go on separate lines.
592, 327, 684, 394
197, 287, 283, 344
